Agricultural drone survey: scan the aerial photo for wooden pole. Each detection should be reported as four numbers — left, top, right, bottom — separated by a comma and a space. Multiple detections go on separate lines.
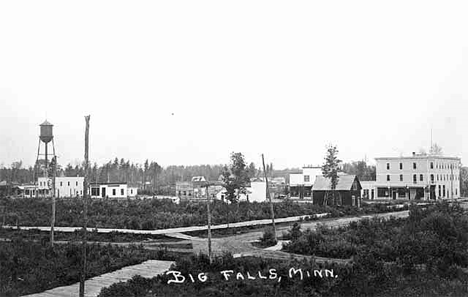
206, 185, 212, 264
80, 115, 90, 297
261, 154, 277, 242
51, 156, 56, 246
1, 206, 5, 228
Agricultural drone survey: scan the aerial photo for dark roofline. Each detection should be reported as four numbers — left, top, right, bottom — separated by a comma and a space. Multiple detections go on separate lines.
90, 182, 127, 185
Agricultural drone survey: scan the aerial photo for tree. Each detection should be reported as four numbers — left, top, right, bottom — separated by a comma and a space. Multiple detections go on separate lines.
418, 148, 428, 156
321, 144, 342, 206
221, 152, 250, 204
430, 143, 443, 156
460, 167, 468, 197
149, 162, 162, 192
143, 159, 149, 190
248, 162, 257, 179
342, 160, 376, 181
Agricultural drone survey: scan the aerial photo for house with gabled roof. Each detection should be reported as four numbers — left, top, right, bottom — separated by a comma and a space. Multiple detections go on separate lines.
312, 174, 362, 206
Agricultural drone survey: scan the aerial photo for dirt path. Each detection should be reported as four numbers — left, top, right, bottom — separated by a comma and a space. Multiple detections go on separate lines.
189, 210, 409, 262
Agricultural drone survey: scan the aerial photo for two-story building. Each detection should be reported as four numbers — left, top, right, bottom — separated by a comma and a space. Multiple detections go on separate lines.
289, 166, 322, 199
375, 153, 461, 200
38, 176, 84, 198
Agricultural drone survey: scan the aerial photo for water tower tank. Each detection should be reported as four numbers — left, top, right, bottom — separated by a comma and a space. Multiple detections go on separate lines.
39, 120, 53, 143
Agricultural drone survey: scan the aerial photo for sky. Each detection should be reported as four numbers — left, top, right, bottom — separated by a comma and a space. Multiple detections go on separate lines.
1, 1, 468, 169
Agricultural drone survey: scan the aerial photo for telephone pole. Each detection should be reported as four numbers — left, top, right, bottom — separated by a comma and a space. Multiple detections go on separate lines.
51, 156, 57, 246
205, 184, 213, 264
79, 115, 90, 297
261, 154, 277, 242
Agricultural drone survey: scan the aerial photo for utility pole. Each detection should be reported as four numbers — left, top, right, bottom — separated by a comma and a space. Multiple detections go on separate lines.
1, 206, 5, 228
51, 156, 57, 246
80, 115, 90, 297
205, 184, 213, 264
261, 154, 277, 242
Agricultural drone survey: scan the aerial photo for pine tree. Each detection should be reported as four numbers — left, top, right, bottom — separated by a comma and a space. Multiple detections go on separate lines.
321, 144, 342, 206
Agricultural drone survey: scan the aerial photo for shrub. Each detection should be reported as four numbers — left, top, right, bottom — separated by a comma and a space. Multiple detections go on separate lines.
259, 227, 277, 247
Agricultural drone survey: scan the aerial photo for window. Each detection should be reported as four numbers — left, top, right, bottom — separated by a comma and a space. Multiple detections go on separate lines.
377, 188, 388, 197
76, 181, 78, 186
456, 189, 458, 195
91, 188, 99, 196
387, 175, 390, 181
400, 174, 403, 181
420, 174, 423, 181
413, 174, 417, 184
363, 189, 369, 198
399, 163, 403, 170
68, 181, 70, 186
439, 185, 441, 197
413, 163, 417, 169
387, 163, 390, 170
430, 162, 434, 169
121, 189, 124, 196
430, 174, 434, 183
60, 182, 62, 186
112, 189, 116, 196
398, 188, 406, 198
443, 185, 446, 197
304, 175, 310, 182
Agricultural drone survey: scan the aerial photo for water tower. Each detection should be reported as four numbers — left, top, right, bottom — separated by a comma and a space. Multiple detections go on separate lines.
35, 120, 56, 188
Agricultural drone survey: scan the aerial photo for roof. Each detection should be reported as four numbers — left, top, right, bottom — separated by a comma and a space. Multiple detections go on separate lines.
191, 176, 206, 182
313, 175, 359, 191
90, 182, 127, 186
375, 155, 460, 161
40, 120, 53, 126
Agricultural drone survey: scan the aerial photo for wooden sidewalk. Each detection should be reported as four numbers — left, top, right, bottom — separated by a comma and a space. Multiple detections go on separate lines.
22, 260, 174, 297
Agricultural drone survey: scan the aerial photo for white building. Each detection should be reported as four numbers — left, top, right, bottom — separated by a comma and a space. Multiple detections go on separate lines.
289, 166, 322, 199
90, 183, 133, 199
375, 153, 461, 200
361, 181, 376, 200
127, 186, 138, 198
37, 177, 84, 198
215, 181, 267, 203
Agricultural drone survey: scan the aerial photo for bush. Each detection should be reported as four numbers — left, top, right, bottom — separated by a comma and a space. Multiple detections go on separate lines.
259, 227, 277, 247
0, 239, 176, 296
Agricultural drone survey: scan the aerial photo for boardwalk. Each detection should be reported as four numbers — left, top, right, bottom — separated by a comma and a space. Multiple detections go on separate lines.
10, 211, 404, 235
10, 213, 329, 235
22, 260, 174, 297
15, 210, 409, 296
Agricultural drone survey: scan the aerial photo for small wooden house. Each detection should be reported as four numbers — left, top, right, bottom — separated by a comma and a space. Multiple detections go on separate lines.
312, 175, 362, 206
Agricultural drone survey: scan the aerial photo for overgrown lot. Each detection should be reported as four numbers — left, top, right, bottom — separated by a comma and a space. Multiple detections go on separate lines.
0, 197, 407, 230
97, 202, 468, 297
0, 239, 176, 297
284, 202, 468, 268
